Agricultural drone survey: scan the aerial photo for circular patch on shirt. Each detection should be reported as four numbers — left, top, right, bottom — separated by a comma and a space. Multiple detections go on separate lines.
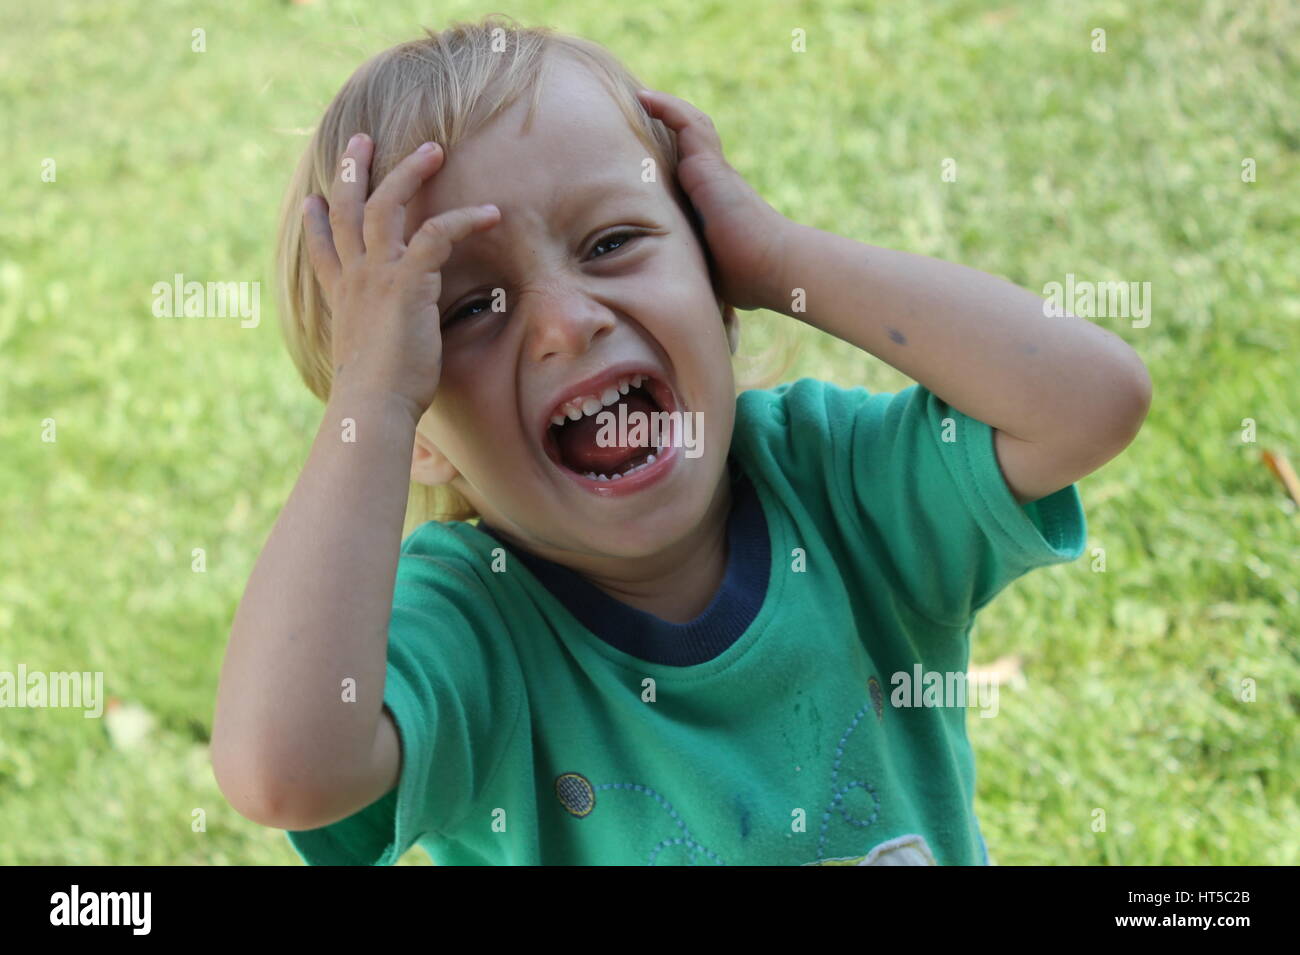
555, 772, 596, 817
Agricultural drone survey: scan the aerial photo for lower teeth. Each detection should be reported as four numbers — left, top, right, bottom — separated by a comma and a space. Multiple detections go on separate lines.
584, 450, 660, 482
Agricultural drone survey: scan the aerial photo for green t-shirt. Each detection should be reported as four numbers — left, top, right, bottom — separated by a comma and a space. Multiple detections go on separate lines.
285, 378, 1086, 865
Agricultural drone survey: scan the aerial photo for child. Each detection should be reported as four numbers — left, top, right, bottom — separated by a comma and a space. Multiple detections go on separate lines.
212, 16, 1151, 865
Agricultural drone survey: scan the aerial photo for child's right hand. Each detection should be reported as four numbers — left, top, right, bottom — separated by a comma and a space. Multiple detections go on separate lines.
302, 133, 501, 420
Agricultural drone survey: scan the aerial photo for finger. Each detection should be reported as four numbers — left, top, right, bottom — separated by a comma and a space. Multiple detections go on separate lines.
329, 132, 372, 263
362, 141, 446, 259
301, 195, 342, 297
400, 203, 501, 281
635, 88, 724, 156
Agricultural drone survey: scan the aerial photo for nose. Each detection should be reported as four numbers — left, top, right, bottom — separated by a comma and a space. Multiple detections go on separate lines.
521, 283, 615, 362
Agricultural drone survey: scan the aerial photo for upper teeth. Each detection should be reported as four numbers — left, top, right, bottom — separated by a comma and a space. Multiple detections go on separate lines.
550, 374, 647, 426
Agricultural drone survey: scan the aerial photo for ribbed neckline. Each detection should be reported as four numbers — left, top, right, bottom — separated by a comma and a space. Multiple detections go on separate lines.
476, 463, 770, 666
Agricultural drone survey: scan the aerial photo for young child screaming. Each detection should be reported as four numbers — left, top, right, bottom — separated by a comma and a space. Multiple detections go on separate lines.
213, 16, 1151, 866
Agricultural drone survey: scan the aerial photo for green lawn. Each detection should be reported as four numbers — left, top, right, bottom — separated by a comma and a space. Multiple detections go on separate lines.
1, 0, 1296, 865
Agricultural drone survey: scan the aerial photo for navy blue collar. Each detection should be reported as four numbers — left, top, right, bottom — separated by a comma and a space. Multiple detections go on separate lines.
477, 464, 770, 665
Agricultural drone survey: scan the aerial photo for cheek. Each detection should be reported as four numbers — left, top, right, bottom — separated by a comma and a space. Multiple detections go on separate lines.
424, 387, 480, 462
636, 250, 719, 322
428, 386, 521, 462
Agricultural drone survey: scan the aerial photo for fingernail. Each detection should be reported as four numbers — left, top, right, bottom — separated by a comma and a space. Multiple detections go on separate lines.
302, 196, 314, 214
479, 204, 498, 214
417, 141, 438, 156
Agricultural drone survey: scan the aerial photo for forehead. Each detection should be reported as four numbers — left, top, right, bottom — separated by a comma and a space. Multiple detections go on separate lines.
406, 56, 654, 236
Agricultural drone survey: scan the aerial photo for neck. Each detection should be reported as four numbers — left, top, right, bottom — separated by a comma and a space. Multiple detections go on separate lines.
484, 467, 735, 625
580, 474, 733, 623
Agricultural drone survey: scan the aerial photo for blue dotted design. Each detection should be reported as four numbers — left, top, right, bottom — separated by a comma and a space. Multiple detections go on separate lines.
647, 836, 723, 866
592, 781, 727, 866
559, 692, 885, 864
832, 779, 879, 828
815, 701, 881, 861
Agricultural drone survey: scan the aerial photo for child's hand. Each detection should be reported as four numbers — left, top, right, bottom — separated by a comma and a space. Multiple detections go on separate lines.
636, 88, 791, 312
302, 134, 501, 420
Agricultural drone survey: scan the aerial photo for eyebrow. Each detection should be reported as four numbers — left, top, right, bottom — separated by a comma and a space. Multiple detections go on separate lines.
443, 176, 657, 272
553, 177, 653, 225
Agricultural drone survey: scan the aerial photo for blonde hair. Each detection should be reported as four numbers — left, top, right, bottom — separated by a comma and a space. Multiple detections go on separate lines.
275, 14, 797, 530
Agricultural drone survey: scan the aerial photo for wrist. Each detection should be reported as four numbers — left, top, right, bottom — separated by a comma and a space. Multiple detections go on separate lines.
326, 380, 425, 432
752, 216, 804, 316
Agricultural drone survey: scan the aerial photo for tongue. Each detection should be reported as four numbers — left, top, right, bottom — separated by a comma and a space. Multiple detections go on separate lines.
556, 391, 658, 474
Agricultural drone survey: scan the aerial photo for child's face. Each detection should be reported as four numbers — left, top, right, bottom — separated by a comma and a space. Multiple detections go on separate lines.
403, 54, 737, 563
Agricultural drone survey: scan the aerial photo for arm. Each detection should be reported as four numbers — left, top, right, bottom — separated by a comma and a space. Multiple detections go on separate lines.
211, 388, 414, 828
211, 133, 500, 829
635, 89, 1153, 505
763, 226, 1153, 504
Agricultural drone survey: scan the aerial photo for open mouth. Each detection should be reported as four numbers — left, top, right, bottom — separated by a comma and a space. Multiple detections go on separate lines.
541, 371, 678, 483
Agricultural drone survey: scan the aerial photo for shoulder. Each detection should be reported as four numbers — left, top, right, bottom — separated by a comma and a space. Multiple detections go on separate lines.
736, 376, 828, 420
732, 377, 897, 471
735, 377, 894, 429
397, 520, 497, 588
385, 521, 527, 711
388, 519, 520, 642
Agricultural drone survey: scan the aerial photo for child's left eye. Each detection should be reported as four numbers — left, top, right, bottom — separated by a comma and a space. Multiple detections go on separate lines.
588, 230, 642, 258
446, 301, 488, 324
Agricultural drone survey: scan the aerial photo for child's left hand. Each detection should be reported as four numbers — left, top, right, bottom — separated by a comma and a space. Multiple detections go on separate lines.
636, 88, 791, 312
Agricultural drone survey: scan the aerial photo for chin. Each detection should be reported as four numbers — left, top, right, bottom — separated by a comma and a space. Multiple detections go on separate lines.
580, 463, 728, 559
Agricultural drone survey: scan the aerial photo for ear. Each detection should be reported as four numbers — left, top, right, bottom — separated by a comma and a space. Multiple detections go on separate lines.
410, 422, 460, 486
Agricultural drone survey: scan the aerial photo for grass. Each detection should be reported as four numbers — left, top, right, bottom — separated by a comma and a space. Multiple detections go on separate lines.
1, 0, 1296, 865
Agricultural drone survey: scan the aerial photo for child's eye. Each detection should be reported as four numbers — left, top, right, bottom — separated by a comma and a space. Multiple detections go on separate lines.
444, 231, 645, 326
444, 299, 490, 326
588, 230, 642, 259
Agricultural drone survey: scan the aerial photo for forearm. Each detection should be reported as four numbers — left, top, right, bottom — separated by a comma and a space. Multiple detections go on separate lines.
212, 387, 418, 815
767, 221, 1149, 443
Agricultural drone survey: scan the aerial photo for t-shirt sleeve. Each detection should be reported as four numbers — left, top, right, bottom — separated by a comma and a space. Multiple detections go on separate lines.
759, 378, 1086, 629
841, 380, 1086, 626
284, 551, 521, 865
